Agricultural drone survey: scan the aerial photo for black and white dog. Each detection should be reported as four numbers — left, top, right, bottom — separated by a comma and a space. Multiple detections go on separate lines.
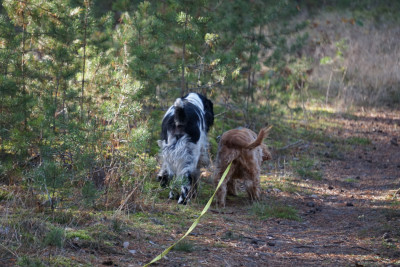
157, 93, 214, 204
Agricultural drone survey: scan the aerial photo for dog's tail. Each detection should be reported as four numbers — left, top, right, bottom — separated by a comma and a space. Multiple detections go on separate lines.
246, 126, 272, 150
174, 98, 186, 127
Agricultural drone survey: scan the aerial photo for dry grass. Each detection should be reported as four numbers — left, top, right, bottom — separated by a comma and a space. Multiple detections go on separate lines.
306, 12, 400, 106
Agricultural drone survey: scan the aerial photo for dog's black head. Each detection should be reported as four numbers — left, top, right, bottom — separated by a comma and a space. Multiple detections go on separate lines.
161, 93, 214, 144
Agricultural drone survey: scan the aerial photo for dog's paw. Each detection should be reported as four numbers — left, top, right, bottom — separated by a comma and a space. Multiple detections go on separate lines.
177, 196, 187, 205
157, 174, 170, 188
178, 186, 190, 205
168, 191, 175, 199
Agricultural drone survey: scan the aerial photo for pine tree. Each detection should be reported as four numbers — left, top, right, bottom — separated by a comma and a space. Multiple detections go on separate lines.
207, 0, 306, 126
2, 0, 112, 207
0, 11, 22, 168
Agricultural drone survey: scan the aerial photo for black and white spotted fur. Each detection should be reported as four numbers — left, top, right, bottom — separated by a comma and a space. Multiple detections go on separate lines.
157, 93, 214, 204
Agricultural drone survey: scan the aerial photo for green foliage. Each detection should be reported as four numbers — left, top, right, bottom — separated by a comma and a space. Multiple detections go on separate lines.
81, 180, 100, 206
44, 227, 65, 248
320, 56, 333, 65
110, 218, 124, 233
17, 256, 45, 267
0, 188, 12, 201
66, 229, 92, 241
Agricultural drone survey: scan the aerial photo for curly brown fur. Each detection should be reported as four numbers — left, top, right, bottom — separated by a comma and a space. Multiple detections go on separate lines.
213, 126, 272, 207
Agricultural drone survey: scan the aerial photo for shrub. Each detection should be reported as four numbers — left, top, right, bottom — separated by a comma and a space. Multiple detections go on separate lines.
44, 227, 65, 248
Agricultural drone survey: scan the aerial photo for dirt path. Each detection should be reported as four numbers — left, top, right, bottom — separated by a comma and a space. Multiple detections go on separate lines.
4, 109, 397, 267
126, 109, 399, 267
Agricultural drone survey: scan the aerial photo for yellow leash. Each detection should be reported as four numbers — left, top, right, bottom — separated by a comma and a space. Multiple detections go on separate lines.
144, 162, 232, 266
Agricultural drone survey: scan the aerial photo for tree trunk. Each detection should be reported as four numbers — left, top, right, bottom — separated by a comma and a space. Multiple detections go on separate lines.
21, 9, 27, 130
181, 12, 188, 96
81, 0, 89, 122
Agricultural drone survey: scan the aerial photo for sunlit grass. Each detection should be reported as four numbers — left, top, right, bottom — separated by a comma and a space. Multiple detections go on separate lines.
346, 136, 371, 145
291, 157, 323, 181
65, 229, 92, 241
250, 200, 300, 221
343, 177, 360, 183
261, 175, 302, 194
49, 256, 88, 267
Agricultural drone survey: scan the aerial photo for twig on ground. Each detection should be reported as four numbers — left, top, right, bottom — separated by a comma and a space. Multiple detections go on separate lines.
0, 243, 18, 258
392, 188, 400, 200
210, 209, 234, 214
115, 187, 137, 214
277, 140, 304, 151
214, 111, 227, 118
351, 246, 373, 252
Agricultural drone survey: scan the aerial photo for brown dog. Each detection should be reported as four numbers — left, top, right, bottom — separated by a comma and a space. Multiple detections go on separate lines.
213, 126, 272, 207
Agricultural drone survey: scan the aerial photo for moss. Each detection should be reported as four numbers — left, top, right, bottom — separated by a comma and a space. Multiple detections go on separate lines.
344, 177, 360, 183
48, 256, 90, 267
213, 241, 229, 248
66, 229, 92, 241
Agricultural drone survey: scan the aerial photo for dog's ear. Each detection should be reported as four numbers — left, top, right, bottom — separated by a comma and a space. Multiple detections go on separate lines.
262, 145, 272, 161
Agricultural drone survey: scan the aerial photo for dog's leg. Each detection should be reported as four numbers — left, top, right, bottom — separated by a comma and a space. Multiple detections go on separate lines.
216, 183, 227, 208
214, 166, 234, 208
178, 172, 191, 205
157, 163, 174, 189
157, 170, 168, 188
157, 156, 173, 188
157, 164, 177, 200
227, 179, 238, 196
168, 190, 179, 200
157, 173, 171, 188
177, 169, 200, 205
245, 179, 260, 202
178, 185, 189, 205
227, 167, 243, 196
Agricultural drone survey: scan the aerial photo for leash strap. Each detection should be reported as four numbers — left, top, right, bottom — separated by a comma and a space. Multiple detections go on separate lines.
144, 162, 232, 266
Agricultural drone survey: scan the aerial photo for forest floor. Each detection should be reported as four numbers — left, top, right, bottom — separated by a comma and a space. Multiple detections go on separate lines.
1, 106, 400, 267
